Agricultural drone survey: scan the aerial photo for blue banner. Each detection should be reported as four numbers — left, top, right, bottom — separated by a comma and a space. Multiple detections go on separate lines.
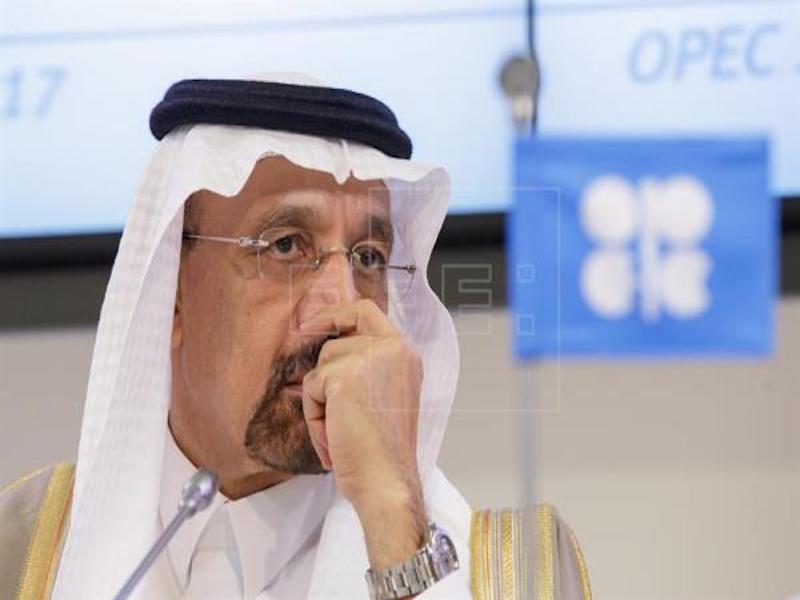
510, 137, 775, 359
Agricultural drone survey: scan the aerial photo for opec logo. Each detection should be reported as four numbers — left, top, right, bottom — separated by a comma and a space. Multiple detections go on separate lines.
579, 174, 714, 323
511, 137, 772, 358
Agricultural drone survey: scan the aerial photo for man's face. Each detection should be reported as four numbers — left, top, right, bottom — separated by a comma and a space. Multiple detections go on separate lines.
170, 156, 392, 479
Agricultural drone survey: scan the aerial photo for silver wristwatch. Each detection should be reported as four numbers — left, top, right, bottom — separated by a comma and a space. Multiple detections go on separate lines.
365, 522, 459, 600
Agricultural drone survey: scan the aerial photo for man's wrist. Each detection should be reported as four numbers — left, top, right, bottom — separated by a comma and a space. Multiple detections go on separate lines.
364, 521, 461, 600
353, 479, 428, 571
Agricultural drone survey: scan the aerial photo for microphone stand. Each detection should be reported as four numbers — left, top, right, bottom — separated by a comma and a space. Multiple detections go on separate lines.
114, 468, 219, 600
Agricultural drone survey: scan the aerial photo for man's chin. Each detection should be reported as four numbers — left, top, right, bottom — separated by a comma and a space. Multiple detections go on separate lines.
243, 405, 324, 475
252, 447, 326, 476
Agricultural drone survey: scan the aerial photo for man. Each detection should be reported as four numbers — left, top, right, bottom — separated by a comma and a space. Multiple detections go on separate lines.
1, 74, 591, 599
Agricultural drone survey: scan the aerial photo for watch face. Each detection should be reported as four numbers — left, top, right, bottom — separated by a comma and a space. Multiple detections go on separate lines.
430, 527, 459, 579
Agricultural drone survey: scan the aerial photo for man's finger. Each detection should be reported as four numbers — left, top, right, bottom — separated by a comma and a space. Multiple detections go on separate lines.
299, 299, 397, 337
302, 369, 332, 470
317, 335, 378, 366
306, 418, 331, 471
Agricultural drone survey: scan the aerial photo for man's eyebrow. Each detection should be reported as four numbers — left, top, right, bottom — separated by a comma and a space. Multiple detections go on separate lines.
251, 204, 323, 234
250, 204, 393, 246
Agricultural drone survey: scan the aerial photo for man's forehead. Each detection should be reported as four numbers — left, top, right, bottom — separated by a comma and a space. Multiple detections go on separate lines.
187, 155, 390, 230
240, 155, 389, 208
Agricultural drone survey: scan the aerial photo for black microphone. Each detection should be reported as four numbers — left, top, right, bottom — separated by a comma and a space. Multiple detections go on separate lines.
114, 468, 219, 600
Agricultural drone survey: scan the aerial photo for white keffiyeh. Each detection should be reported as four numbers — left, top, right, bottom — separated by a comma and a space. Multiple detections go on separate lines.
53, 74, 471, 599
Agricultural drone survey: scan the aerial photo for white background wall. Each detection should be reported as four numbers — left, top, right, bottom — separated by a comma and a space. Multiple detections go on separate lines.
1, 303, 798, 599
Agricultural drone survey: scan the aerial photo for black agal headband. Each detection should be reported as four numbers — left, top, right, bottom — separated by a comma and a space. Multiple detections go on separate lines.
149, 79, 413, 159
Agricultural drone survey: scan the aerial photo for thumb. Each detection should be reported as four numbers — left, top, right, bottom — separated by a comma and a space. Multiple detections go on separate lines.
307, 419, 331, 471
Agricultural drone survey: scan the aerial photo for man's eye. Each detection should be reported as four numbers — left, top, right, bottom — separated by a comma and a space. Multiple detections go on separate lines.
355, 246, 388, 270
268, 234, 305, 259
274, 236, 295, 253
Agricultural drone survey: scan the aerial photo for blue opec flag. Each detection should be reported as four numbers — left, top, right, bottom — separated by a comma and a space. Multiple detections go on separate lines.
509, 137, 776, 359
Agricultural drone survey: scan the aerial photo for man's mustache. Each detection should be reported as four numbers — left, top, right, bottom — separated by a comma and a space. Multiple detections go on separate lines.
271, 334, 337, 390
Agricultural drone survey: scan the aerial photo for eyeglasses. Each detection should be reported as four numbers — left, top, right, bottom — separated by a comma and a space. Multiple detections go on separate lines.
183, 227, 417, 302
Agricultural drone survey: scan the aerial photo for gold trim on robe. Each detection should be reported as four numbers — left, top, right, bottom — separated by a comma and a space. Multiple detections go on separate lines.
535, 504, 555, 600
470, 504, 592, 600
15, 463, 75, 600
568, 529, 593, 600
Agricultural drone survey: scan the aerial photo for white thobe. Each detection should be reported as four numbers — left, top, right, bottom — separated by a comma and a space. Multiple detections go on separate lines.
159, 432, 469, 599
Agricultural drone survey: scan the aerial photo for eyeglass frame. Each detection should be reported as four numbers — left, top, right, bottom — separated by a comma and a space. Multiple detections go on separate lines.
181, 231, 418, 279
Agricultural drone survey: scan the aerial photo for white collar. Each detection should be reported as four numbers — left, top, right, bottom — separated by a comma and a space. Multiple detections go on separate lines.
160, 428, 334, 599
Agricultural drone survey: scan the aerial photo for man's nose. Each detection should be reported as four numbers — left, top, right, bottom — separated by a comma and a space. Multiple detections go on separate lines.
296, 252, 359, 326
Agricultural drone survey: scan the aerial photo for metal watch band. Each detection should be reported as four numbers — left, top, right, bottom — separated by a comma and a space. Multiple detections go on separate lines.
365, 522, 459, 600
365, 550, 436, 600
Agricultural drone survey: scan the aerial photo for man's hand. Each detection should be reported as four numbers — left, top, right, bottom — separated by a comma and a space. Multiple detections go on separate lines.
300, 299, 427, 570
